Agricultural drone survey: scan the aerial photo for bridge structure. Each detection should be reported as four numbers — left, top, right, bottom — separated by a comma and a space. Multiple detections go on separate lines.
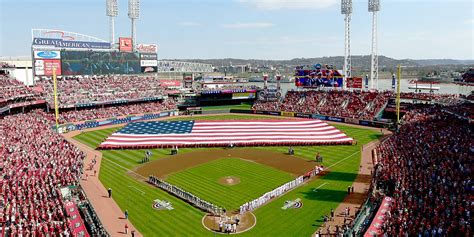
157, 61, 213, 73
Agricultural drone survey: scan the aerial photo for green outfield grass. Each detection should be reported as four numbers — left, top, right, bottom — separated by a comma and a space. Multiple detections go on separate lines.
166, 158, 294, 211
73, 114, 381, 236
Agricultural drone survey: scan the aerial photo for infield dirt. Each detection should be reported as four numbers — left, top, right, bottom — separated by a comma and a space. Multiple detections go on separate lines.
135, 148, 321, 179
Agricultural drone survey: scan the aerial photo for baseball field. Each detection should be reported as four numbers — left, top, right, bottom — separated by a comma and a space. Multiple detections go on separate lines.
73, 114, 381, 236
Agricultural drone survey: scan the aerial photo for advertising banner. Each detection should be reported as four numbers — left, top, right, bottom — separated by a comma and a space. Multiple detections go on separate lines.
183, 73, 193, 89
34, 50, 61, 59
295, 113, 311, 118
160, 112, 170, 117
327, 116, 345, 123
44, 60, 62, 76
119, 37, 133, 52
232, 92, 256, 100
346, 77, 363, 89
281, 111, 295, 117
61, 51, 140, 75
312, 114, 327, 120
34, 60, 45, 76
140, 60, 158, 67
33, 37, 111, 49
64, 201, 90, 237
160, 80, 181, 87
35, 59, 61, 76
364, 197, 394, 237
137, 44, 157, 53
140, 53, 158, 60
267, 111, 281, 116
141, 66, 157, 73
358, 120, 389, 128
345, 118, 360, 125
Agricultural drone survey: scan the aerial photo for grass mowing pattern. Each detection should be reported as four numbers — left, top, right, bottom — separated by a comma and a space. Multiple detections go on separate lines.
166, 158, 294, 211
240, 125, 380, 236
73, 115, 380, 236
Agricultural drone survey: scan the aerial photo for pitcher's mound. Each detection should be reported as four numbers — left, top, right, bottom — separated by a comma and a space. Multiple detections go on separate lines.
218, 176, 241, 186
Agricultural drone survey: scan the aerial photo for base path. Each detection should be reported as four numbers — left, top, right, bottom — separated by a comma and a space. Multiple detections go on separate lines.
64, 132, 143, 237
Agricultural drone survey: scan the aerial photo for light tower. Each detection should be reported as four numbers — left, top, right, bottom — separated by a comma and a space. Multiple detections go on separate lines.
106, 0, 118, 46
341, 0, 352, 89
369, 0, 380, 90
128, 0, 140, 50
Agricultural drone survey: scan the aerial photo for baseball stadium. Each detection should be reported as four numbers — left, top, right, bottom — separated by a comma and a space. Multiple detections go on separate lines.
1, 0, 473, 237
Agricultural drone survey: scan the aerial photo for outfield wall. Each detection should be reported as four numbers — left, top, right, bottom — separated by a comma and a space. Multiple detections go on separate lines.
230, 109, 392, 128
55, 110, 179, 133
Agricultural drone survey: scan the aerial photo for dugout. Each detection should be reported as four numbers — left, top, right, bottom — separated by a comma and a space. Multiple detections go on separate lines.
186, 107, 202, 115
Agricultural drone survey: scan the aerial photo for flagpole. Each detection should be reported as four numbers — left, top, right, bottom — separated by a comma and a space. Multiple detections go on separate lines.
53, 68, 59, 131
396, 65, 401, 126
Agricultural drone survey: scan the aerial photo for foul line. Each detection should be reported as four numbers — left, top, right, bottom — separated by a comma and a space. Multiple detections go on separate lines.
106, 158, 147, 179
312, 182, 329, 192
326, 150, 361, 170
128, 185, 146, 195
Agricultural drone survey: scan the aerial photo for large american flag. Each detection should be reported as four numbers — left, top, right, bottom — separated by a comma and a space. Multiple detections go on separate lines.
99, 119, 353, 149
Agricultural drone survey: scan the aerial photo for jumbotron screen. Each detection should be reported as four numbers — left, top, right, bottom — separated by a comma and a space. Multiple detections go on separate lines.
61, 51, 141, 75
295, 65, 344, 88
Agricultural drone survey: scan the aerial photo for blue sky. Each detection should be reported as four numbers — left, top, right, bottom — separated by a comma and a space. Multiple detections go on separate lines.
1, 0, 473, 59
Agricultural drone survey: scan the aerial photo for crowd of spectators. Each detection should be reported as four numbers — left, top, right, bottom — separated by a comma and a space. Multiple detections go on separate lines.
0, 110, 85, 236
252, 90, 392, 120
375, 106, 472, 236
0, 75, 40, 102
56, 99, 177, 124
444, 103, 474, 120
399, 92, 462, 105
36, 76, 170, 107
0, 62, 15, 68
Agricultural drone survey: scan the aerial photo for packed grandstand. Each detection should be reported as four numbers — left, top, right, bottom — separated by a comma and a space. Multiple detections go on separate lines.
1, 67, 472, 236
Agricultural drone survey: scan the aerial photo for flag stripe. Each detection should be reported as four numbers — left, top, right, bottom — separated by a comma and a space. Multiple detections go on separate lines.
99, 119, 353, 148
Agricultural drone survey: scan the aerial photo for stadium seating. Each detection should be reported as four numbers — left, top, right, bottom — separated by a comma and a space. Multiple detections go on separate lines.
57, 99, 177, 124
0, 110, 85, 236
375, 107, 471, 236
444, 103, 473, 119
0, 62, 15, 68
0, 75, 40, 102
252, 90, 392, 120
399, 92, 462, 105
36, 76, 170, 107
